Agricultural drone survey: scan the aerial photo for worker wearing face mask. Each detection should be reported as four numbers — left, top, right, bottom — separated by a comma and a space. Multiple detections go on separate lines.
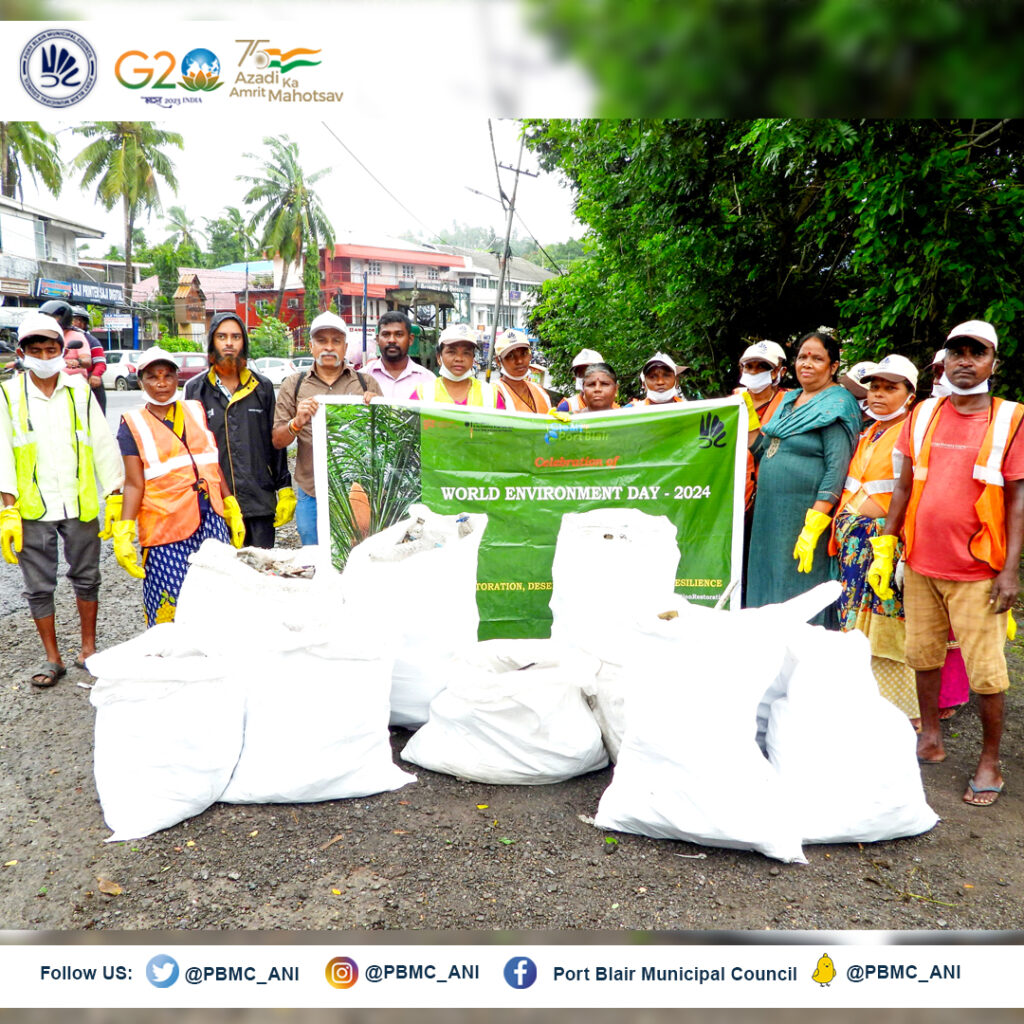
624, 352, 686, 409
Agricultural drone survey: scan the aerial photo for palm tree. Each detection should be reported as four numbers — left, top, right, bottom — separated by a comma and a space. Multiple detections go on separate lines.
223, 205, 257, 258
72, 122, 183, 307
0, 121, 62, 200
237, 135, 335, 319
164, 204, 204, 249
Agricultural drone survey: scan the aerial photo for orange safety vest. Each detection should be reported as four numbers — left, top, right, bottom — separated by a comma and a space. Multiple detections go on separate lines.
827, 419, 904, 556
904, 395, 1024, 572
740, 387, 787, 511
124, 400, 226, 548
497, 378, 552, 413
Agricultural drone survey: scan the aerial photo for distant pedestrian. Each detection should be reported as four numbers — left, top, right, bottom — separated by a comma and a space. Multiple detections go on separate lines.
70, 305, 108, 413
0, 312, 124, 687
185, 312, 293, 548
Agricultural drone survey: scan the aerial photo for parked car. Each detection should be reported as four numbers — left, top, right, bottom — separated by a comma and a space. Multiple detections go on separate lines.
250, 357, 297, 386
290, 356, 314, 372
170, 351, 209, 384
101, 350, 141, 390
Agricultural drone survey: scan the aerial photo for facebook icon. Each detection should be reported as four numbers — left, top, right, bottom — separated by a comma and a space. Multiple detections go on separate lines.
503, 956, 538, 989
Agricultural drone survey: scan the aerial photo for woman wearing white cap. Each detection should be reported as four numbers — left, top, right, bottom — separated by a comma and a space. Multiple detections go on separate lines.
829, 354, 921, 723
624, 353, 686, 409
411, 323, 504, 408
494, 329, 551, 413
556, 348, 604, 413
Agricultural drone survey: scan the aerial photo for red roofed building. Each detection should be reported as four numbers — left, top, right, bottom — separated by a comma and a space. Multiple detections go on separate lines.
321, 235, 467, 331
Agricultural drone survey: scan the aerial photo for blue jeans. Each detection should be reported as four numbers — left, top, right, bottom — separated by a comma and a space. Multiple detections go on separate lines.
294, 485, 319, 546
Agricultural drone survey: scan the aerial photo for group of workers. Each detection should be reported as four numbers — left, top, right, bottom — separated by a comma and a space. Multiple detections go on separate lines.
1, 306, 1018, 810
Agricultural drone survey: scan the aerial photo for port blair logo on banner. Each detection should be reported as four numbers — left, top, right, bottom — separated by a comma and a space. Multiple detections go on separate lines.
114, 46, 222, 107
232, 38, 341, 104
20, 29, 97, 108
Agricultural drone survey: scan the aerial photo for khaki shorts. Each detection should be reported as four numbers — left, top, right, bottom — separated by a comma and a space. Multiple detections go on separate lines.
903, 565, 1009, 695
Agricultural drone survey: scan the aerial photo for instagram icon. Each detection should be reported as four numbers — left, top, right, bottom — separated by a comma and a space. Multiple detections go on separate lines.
325, 957, 359, 988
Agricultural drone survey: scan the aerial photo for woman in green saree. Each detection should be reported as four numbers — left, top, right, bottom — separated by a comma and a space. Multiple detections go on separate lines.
746, 330, 862, 627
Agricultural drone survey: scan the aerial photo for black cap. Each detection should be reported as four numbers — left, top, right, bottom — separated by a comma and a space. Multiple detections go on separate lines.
39, 299, 73, 329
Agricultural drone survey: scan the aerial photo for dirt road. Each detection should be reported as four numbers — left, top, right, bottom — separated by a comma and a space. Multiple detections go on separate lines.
1, 520, 1022, 933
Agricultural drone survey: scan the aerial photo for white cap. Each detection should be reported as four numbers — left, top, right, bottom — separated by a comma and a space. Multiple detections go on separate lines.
947, 319, 997, 351
309, 311, 349, 338
135, 346, 179, 374
863, 354, 918, 390
17, 312, 63, 344
931, 348, 947, 366
739, 340, 786, 367
438, 322, 479, 348
642, 352, 678, 375
839, 360, 877, 399
571, 348, 603, 370
495, 328, 530, 360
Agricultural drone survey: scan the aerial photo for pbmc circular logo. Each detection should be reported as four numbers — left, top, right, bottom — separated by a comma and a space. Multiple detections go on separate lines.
20, 29, 97, 108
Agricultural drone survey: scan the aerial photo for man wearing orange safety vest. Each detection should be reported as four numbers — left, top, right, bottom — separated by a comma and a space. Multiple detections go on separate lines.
868, 320, 1024, 808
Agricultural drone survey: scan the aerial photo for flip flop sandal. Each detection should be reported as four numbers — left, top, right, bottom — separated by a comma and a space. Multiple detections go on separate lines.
964, 778, 1005, 806
30, 662, 67, 688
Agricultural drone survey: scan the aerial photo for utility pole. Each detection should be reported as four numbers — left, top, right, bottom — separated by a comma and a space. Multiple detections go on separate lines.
484, 137, 538, 381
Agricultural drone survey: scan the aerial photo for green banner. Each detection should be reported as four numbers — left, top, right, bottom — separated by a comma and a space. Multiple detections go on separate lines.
317, 399, 745, 640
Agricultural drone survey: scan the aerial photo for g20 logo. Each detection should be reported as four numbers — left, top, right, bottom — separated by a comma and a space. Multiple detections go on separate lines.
115, 48, 222, 91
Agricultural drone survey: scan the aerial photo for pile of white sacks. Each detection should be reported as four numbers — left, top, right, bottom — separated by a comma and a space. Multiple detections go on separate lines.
87, 505, 937, 862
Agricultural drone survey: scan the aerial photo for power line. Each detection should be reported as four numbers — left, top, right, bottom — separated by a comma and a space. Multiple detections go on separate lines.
319, 122, 440, 242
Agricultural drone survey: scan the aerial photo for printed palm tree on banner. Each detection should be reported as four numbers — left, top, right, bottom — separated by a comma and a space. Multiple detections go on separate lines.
72, 122, 183, 309
324, 404, 422, 570
237, 135, 335, 320
0, 121, 62, 201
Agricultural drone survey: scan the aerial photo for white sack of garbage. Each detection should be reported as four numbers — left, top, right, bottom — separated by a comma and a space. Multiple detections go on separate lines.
581, 665, 628, 762
766, 625, 938, 844
87, 624, 243, 842
220, 626, 415, 804
341, 504, 488, 728
175, 540, 330, 635
401, 639, 607, 784
593, 598, 807, 863
549, 509, 681, 668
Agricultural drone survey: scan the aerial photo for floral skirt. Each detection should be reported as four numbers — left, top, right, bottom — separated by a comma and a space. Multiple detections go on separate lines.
141, 496, 230, 627
834, 511, 919, 719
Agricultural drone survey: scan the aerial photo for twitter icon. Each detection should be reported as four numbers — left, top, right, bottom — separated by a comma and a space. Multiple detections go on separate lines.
147, 954, 179, 988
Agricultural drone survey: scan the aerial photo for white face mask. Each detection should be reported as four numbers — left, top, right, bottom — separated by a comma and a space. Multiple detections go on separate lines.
930, 373, 952, 398
871, 400, 912, 422
23, 354, 65, 379
739, 369, 775, 392
646, 387, 679, 404
439, 364, 475, 383
573, 376, 584, 391
858, 398, 870, 412
502, 365, 531, 382
146, 395, 178, 409
947, 374, 991, 396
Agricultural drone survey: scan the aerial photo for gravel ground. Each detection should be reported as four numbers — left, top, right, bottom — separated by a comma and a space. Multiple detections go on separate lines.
1, 487, 1023, 933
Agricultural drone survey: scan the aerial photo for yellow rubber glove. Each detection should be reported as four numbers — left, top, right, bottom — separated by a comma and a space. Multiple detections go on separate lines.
548, 408, 571, 424
866, 534, 897, 600
740, 389, 762, 430
222, 495, 245, 549
111, 519, 145, 579
98, 493, 123, 540
793, 508, 832, 574
1, 506, 23, 565
1007, 609, 1017, 641
274, 486, 297, 528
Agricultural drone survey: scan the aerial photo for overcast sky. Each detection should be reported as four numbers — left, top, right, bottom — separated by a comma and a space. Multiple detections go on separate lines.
21, 117, 583, 258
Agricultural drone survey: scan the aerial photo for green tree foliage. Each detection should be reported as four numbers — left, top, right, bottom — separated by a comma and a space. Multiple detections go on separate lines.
525, 0, 1024, 116
523, 119, 1024, 400
203, 206, 257, 268
72, 122, 183, 307
0, 121, 62, 200
249, 308, 292, 359
238, 136, 334, 319
303, 239, 321, 320
163, 204, 204, 249
159, 336, 203, 353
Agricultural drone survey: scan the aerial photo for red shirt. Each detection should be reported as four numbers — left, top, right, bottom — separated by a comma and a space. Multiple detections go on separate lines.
896, 400, 1024, 580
